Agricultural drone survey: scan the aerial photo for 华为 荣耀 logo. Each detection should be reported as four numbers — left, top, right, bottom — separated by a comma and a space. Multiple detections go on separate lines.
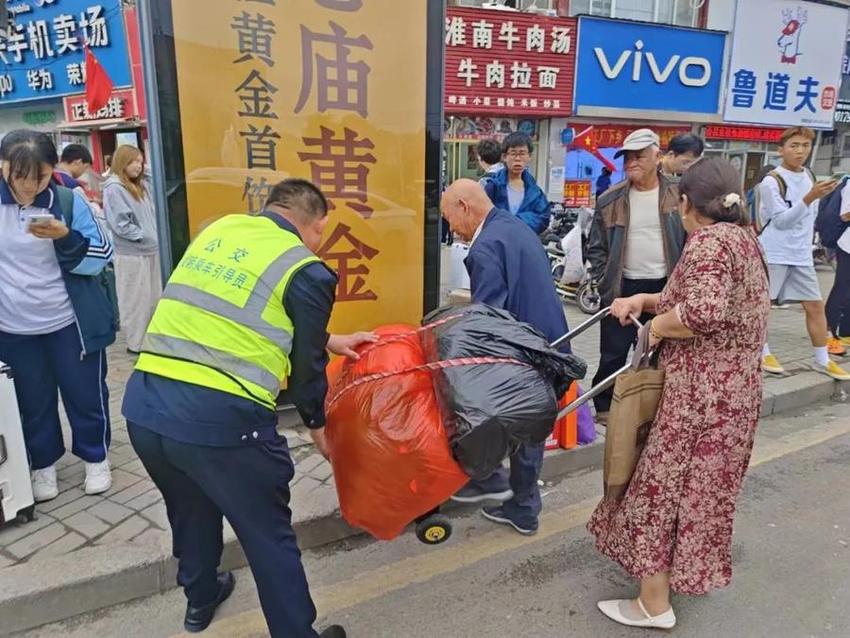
594, 39, 712, 87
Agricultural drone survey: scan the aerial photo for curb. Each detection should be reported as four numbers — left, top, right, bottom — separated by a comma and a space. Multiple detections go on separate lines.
1, 375, 845, 636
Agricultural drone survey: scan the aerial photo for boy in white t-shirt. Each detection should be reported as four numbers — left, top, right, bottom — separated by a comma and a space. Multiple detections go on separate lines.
759, 126, 849, 380
824, 179, 850, 353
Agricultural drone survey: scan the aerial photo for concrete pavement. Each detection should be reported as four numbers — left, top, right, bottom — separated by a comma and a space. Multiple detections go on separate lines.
14, 400, 850, 638
0, 266, 846, 635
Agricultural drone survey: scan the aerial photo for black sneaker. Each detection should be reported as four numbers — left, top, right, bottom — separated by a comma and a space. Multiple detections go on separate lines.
320, 626, 347, 638
184, 572, 236, 633
481, 506, 538, 536
450, 484, 513, 504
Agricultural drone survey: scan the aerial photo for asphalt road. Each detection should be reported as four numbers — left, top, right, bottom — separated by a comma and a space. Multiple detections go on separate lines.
16, 399, 850, 638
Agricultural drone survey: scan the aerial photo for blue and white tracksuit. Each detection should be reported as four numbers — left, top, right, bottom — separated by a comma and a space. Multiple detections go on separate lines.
0, 179, 116, 469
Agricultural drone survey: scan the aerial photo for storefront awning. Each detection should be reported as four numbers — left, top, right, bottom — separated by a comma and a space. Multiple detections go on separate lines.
56, 118, 147, 131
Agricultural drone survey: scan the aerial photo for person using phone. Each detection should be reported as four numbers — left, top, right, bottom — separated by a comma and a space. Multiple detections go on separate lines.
0, 130, 116, 503
758, 126, 849, 380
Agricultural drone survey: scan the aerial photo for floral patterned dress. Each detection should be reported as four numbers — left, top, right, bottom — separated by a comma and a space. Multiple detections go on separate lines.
588, 222, 770, 596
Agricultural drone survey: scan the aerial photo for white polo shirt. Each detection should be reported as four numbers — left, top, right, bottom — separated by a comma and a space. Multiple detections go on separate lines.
0, 194, 75, 335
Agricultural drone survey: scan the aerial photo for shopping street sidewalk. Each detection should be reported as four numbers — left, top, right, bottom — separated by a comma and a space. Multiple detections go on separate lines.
0, 267, 847, 635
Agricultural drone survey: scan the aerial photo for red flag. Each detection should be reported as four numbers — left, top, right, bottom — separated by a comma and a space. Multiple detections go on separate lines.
84, 47, 114, 113
569, 126, 617, 173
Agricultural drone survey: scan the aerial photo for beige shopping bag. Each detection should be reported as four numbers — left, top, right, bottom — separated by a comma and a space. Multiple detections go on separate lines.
602, 328, 665, 501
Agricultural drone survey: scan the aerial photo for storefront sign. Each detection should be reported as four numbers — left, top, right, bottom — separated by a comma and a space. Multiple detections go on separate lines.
573, 17, 725, 120
0, 0, 132, 105
836, 100, 850, 125
563, 179, 591, 207
171, 0, 429, 333
21, 109, 58, 126
576, 124, 691, 150
723, 0, 848, 129
63, 87, 136, 122
704, 125, 785, 143
444, 7, 576, 116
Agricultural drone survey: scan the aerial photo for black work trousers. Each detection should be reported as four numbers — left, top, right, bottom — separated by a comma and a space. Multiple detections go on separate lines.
592, 277, 667, 414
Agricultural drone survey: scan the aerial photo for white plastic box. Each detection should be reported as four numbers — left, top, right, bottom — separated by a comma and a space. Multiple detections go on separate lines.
0, 362, 35, 525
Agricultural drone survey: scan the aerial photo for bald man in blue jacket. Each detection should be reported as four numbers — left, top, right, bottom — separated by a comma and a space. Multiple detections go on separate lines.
441, 179, 569, 535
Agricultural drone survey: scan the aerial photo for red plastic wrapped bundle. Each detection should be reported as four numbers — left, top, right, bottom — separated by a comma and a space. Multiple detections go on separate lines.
325, 325, 468, 541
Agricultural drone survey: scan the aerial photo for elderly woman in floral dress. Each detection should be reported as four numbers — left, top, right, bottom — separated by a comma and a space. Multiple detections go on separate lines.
588, 157, 771, 629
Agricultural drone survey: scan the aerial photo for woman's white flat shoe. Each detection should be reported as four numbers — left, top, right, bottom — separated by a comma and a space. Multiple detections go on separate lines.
597, 598, 676, 629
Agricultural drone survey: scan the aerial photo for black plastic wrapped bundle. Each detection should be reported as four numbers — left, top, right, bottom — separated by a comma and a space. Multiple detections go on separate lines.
421, 305, 587, 479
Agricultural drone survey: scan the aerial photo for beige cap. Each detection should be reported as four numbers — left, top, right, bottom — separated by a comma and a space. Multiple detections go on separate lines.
613, 128, 661, 158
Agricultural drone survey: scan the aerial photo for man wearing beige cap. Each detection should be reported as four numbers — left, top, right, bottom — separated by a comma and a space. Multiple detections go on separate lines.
586, 128, 685, 422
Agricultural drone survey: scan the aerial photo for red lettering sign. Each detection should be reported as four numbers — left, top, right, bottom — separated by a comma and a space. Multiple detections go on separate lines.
63, 88, 137, 123
444, 8, 576, 117
704, 125, 785, 144
580, 125, 690, 149
821, 86, 837, 111
563, 179, 592, 207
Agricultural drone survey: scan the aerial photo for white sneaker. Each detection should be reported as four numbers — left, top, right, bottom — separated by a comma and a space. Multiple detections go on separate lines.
597, 598, 676, 629
84, 460, 112, 495
31, 465, 59, 502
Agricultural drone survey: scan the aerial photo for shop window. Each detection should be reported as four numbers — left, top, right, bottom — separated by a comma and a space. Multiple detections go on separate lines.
570, 0, 699, 27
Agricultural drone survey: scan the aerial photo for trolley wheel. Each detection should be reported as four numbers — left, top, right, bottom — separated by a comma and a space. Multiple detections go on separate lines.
576, 281, 601, 315
17, 504, 36, 524
415, 515, 452, 545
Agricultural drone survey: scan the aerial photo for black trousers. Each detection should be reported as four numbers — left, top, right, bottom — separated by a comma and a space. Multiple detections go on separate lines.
128, 423, 319, 638
826, 248, 850, 338
592, 277, 667, 414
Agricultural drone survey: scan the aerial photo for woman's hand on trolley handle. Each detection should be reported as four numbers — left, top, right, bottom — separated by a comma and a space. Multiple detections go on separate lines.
610, 293, 661, 326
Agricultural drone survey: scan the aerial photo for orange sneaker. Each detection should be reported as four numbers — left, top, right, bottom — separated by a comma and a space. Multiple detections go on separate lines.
827, 337, 847, 356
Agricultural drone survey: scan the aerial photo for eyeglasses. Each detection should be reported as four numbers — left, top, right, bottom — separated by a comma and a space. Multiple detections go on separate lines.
505, 150, 530, 159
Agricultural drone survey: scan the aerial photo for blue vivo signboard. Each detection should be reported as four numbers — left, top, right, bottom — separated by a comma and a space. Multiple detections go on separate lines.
0, 0, 131, 105
573, 17, 726, 120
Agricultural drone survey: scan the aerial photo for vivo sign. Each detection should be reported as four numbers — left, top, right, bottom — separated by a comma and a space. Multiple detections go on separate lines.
595, 40, 712, 87
574, 17, 726, 118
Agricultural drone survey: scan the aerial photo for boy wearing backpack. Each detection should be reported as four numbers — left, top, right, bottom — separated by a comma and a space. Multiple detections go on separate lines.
758, 126, 849, 380
823, 179, 850, 356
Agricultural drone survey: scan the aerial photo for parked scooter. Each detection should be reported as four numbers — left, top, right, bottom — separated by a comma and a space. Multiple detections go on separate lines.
543, 207, 601, 315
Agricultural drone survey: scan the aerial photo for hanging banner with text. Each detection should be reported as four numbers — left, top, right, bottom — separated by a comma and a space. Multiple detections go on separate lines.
444, 7, 576, 116
170, 0, 428, 333
0, 0, 131, 104
723, 0, 849, 129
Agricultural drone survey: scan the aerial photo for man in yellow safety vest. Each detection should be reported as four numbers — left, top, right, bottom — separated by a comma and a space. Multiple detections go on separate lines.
122, 178, 372, 638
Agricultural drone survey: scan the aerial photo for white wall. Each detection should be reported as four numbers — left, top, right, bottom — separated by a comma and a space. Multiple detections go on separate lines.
708, 0, 850, 32
706, 0, 736, 31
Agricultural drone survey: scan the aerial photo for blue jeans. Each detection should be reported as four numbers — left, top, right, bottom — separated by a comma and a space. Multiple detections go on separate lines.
128, 423, 319, 638
469, 441, 545, 528
0, 323, 110, 469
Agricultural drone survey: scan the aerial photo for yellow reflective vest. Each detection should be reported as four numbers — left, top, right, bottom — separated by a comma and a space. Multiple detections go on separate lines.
136, 214, 319, 410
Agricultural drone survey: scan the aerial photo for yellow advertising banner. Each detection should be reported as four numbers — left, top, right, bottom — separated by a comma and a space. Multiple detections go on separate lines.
170, 0, 428, 334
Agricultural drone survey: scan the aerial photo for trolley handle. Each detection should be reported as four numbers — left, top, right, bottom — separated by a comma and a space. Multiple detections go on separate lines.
555, 312, 647, 420
550, 306, 610, 350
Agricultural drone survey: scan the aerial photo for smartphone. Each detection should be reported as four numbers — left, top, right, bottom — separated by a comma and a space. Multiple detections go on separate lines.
26, 213, 54, 227
830, 172, 848, 182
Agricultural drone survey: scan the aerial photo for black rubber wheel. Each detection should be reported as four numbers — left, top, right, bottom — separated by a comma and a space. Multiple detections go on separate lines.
576, 281, 601, 315
415, 515, 452, 545
551, 263, 564, 283
17, 504, 36, 524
